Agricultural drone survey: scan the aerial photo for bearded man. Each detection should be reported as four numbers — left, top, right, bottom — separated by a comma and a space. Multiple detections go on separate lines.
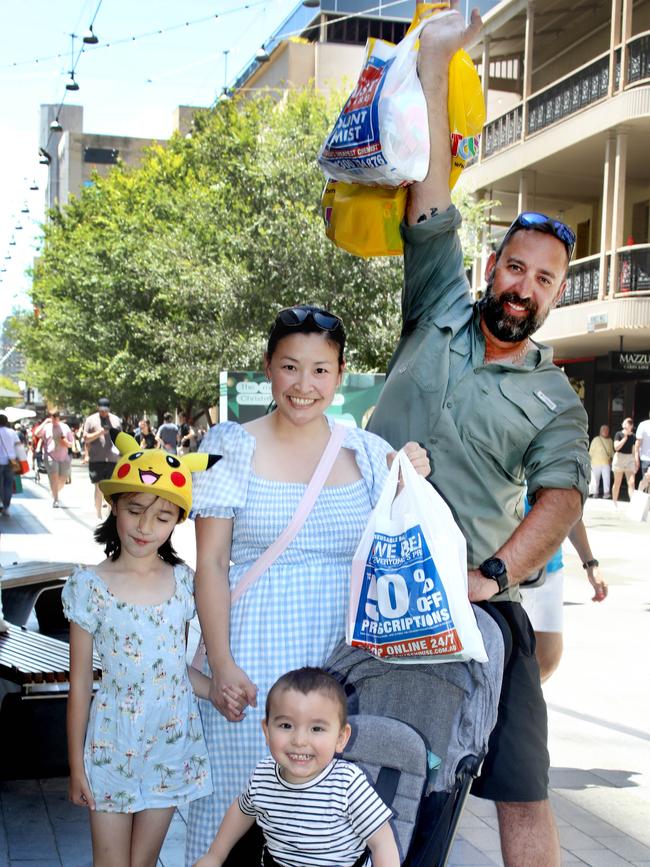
367, 6, 590, 866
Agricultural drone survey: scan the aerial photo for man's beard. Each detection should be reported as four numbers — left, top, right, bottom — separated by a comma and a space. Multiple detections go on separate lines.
479, 279, 550, 343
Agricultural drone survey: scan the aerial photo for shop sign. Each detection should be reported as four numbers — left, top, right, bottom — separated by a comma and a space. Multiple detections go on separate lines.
219, 370, 385, 427
609, 351, 650, 372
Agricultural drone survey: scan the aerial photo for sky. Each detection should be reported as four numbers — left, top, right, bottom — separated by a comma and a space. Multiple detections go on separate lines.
0, 0, 301, 324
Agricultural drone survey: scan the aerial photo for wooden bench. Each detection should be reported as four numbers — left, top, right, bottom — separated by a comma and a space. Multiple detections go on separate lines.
0, 623, 102, 696
0, 561, 76, 629
0, 624, 102, 778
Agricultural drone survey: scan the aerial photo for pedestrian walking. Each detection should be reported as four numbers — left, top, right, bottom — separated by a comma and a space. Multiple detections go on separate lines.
83, 398, 122, 519
156, 412, 179, 454
134, 418, 156, 449
33, 410, 74, 507
635, 409, 650, 480
0, 413, 21, 514
612, 417, 638, 505
63, 433, 219, 866
588, 424, 614, 498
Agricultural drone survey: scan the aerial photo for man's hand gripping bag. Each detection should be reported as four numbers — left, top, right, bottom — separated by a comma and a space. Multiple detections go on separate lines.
347, 450, 488, 663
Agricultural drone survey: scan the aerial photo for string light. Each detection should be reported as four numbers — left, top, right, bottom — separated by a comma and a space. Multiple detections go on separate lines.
1, 1, 263, 71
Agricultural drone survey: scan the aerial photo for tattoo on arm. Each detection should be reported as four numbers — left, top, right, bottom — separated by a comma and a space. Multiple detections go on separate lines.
416, 207, 439, 224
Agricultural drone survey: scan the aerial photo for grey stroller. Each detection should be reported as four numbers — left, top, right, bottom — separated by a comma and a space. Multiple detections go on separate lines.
325, 603, 506, 866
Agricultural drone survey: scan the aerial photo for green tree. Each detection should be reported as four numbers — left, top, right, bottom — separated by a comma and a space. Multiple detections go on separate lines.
15, 87, 491, 415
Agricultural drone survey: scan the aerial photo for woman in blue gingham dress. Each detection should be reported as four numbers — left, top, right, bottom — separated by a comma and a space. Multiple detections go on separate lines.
185, 418, 393, 862
184, 306, 429, 865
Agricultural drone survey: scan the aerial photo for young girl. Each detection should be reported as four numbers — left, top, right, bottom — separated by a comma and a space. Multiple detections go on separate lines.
63, 432, 220, 867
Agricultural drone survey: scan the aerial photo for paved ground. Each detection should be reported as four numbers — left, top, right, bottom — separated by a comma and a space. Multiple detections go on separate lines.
1, 461, 649, 866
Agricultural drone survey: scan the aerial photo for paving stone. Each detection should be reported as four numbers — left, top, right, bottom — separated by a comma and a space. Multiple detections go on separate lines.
558, 826, 610, 851
457, 825, 502, 851
447, 839, 500, 865
570, 851, 639, 867
595, 837, 650, 861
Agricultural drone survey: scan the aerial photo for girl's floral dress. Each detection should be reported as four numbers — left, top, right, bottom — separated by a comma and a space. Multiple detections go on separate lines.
62, 563, 212, 812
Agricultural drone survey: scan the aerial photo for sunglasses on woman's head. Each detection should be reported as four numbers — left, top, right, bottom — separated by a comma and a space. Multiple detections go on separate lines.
276, 306, 342, 333
507, 212, 576, 258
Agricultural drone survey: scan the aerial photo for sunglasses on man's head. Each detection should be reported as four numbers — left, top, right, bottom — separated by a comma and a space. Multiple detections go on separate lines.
276, 306, 342, 333
508, 211, 576, 258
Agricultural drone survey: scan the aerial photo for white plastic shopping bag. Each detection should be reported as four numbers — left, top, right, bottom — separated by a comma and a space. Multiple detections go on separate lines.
318, 16, 439, 187
347, 450, 487, 663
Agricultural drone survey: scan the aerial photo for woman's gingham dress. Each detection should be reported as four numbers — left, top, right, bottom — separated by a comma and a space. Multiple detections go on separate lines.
185, 420, 391, 863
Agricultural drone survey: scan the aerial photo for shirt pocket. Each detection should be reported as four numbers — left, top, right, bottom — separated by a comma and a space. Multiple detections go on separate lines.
467, 376, 557, 479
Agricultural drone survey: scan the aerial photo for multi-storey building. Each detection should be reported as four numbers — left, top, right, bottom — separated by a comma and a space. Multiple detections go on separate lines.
463, 0, 650, 433
39, 104, 202, 210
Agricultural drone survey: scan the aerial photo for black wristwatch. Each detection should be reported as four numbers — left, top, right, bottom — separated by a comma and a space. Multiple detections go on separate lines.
479, 557, 509, 593
582, 559, 599, 570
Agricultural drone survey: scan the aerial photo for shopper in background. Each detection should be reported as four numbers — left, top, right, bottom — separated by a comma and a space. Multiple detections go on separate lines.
588, 424, 614, 499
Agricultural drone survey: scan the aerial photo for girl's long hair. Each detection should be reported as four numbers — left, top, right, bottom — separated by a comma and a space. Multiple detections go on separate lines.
94, 494, 183, 565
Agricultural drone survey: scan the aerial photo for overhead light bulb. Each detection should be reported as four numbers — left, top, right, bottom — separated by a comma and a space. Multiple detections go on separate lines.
302, 0, 319, 7
9, 237, 16, 246
66, 72, 80, 92
15, 222, 23, 231
29, 180, 39, 191
21, 203, 29, 213
50, 119, 63, 133
255, 47, 270, 62
83, 26, 99, 44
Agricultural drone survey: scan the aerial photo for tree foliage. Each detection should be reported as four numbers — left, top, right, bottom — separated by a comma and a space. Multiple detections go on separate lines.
14, 88, 490, 417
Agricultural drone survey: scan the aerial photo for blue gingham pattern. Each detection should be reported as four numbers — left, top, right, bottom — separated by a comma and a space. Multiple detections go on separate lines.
185, 420, 392, 864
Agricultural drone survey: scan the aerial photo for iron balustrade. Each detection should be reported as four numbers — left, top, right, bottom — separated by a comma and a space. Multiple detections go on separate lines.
627, 32, 650, 84
560, 255, 601, 307
527, 53, 610, 134
484, 105, 523, 156
618, 246, 650, 293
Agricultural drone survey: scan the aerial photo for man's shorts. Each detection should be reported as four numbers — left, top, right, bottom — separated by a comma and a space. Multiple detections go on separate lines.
45, 457, 71, 478
88, 462, 117, 485
520, 567, 564, 634
471, 601, 550, 803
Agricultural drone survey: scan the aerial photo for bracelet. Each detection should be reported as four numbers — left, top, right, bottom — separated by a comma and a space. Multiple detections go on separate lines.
582, 559, 599, 569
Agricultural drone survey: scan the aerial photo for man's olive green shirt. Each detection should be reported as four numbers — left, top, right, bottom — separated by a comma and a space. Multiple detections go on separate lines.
368, 206, 590, 601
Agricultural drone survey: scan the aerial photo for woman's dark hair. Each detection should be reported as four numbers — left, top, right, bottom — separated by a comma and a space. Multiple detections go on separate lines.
0, 414, 8, 427
94, 494, 183, 564
266, 304, 346, 366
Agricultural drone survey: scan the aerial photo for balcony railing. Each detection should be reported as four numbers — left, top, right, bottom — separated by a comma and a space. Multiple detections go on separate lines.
527, 52, 611, 134
627, 31, 650, 84
553, 245, 650, 307
479, 28, 650, 158
618, 245, 650, 293
484, 105, 522, 157
560, 255, 602, 307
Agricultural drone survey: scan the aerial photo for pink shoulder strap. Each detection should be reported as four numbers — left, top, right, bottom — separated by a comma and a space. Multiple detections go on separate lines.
231, 423, 347, 604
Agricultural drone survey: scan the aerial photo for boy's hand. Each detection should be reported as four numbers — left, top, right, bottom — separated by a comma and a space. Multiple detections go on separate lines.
68, 770, 96, 810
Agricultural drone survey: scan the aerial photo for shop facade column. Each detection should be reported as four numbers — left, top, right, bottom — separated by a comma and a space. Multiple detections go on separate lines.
522, 1, 535, 139
620, 0, 633, 90
599, 134, 616, 299
608, 130, 628, 298
609, 0, 622, 97
517, 170, 533, 214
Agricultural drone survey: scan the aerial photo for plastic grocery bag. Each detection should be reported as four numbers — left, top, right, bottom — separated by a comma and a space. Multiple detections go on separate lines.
347, 450, 488, 663
318, 14, 432, 186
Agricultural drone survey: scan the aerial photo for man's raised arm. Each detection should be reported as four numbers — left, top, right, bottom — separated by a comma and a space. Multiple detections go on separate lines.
407, 2, 482, 226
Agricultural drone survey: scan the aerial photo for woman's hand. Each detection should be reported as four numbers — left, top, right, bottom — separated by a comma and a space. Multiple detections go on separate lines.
387, 442, 431, 478
209, 658, 257, 722
587, 564, 608, 602
68, 769, 95, 810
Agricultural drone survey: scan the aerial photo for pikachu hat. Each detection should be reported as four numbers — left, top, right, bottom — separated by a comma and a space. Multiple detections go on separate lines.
99, 431, 221, 521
